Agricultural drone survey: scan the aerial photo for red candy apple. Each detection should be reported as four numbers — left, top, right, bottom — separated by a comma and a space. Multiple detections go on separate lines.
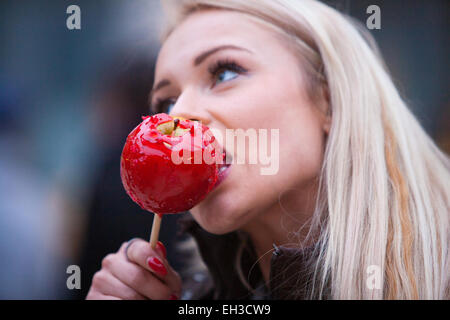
120, 113, 222, 215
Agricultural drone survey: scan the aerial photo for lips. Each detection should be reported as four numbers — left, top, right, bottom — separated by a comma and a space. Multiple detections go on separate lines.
214, 149, 232, 189
215, 163, 231, 187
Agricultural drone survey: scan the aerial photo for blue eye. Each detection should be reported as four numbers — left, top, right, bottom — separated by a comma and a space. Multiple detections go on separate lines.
215, 69, 239, 85
153, 98, 176, 114
209, 59, 247, 87
166, 101, 175, 114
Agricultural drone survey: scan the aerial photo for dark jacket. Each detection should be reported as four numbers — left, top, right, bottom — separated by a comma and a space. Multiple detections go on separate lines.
178, 214, 328, 300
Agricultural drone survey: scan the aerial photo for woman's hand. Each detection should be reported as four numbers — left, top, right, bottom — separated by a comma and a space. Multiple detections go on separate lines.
86, 239, 182, 300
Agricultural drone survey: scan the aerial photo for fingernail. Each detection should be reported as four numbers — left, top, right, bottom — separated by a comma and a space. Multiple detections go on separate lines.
156, 241, 167, 259
170, 294, 179, 300
147, 256, 167, 276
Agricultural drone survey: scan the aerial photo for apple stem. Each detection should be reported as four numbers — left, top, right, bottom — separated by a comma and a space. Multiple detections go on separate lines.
173, 118, 180, 131
149, 214, 162, 249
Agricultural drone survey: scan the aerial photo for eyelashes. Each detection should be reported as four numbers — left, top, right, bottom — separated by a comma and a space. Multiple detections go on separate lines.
151, 97, 176, 114
208, 58, 248, 84
151, 58, 248, 114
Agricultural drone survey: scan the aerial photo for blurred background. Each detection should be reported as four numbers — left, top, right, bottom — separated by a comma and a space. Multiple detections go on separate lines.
0, 0, 448, 299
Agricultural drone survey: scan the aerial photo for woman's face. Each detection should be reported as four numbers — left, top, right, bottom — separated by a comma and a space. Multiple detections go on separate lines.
152, 10, 329, 234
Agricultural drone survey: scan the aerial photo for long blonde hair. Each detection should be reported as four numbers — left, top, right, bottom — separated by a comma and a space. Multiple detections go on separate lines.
159, 0, 450, 299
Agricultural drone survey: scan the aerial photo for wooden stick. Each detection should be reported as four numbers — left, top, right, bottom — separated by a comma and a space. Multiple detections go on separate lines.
149, 214, 162, 249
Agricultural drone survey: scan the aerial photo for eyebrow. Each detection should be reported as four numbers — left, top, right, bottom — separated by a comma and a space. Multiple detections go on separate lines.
193, 44, 252, 66
150, 44, 252, 101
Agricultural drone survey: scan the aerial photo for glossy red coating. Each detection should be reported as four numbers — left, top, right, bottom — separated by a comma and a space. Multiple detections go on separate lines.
120, 113, 220, 215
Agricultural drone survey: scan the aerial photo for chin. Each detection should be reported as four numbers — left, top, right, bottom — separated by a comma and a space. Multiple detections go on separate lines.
190, 193, 247, 235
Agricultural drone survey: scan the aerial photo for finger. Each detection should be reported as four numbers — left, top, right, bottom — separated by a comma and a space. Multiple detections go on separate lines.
118, 241, 128, 253
125, 239, 182, 296
125, 239, 166, 275
155, 241, 167, 259
154, 242, 182, 297
91, 271, 147, 300
95, 294, 121, 300
108, 255, 174, 300
154, 259, 182, 299
86, 291, 122, 300
118, 238, 142, 258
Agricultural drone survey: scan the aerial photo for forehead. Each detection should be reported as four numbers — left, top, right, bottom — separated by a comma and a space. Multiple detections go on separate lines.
155, 10, 278, 75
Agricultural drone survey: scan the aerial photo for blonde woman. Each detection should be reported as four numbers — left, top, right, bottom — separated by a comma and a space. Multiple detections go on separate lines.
86, 0, 450, 300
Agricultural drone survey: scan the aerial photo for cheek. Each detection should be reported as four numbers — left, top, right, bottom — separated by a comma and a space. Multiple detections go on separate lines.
226, 70, 305, 128
278, 110, 325, 181
251, 82, 326, 187
272, 83, 325, 177
222, 72, 325, 187
245, 77, 325, 176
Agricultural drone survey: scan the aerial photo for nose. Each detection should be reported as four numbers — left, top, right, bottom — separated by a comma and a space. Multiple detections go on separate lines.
169, 90, 210, 125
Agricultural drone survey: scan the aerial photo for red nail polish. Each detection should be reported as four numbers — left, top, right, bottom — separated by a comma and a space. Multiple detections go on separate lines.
147, 256, 167, 276
157, 241, 167, 259
170, 294, 178, 300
